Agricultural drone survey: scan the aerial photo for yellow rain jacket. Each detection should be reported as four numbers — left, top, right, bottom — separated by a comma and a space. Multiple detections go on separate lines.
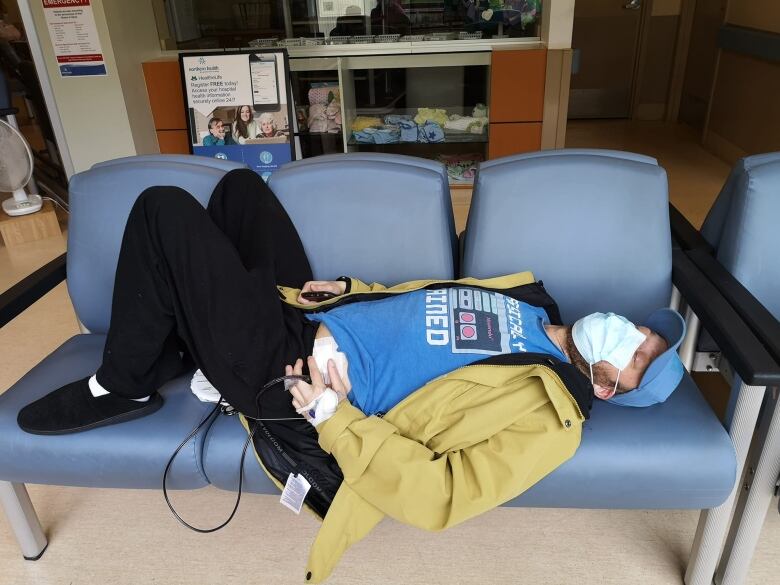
246, 272, 590, 582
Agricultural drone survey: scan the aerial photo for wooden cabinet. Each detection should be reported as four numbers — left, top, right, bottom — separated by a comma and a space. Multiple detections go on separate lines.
143, 47, 549, 160
142, 60, 189, 154
488, 122, 543, 159
488, 48, 547, 158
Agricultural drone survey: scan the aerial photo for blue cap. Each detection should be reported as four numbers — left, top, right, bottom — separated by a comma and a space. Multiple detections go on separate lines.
607, 308, 686, 408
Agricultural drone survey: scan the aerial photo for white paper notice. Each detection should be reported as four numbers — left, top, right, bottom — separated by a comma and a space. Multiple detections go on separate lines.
42, 0, 107, 77
280, 473, 311, 514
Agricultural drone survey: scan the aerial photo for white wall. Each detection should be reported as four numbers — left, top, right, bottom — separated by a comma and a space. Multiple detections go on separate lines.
543, 0, 575, 49
19, 0, 162, 175
102, 0, 162, 156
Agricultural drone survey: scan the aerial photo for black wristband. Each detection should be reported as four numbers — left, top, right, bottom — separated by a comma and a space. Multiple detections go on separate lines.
336, 276, 351, 294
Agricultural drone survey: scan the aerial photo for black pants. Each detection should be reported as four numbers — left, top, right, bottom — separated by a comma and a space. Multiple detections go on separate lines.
96, 169, 317, 418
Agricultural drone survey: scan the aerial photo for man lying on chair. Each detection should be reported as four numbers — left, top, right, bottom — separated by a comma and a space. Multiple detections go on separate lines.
17, 169, 686, 582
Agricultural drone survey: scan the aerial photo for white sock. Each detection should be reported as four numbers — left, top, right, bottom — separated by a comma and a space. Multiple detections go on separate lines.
88, 375, 150, 402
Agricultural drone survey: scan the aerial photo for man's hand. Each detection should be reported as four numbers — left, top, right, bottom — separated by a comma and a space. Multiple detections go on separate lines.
288, 356, 348, 423
297, 280, 347, 305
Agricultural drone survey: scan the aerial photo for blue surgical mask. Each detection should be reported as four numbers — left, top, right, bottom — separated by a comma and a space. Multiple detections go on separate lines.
572, 312, 647, 393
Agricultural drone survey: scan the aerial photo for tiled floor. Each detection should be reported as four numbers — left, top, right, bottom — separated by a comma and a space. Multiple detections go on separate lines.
1, 121, 777, 585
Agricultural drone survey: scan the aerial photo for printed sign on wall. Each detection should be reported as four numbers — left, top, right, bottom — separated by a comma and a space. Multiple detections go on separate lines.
42, 0, 107, 77
180, 50, 296, 180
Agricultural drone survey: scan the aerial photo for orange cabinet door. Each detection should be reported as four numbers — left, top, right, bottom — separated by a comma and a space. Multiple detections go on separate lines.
143, 61, 186, 130
490, 49, 547, 123
488, 122, 542, 159
156, 130, 190, 154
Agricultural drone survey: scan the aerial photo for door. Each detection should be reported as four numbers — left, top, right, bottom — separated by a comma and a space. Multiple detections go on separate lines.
568, 0, 644, 119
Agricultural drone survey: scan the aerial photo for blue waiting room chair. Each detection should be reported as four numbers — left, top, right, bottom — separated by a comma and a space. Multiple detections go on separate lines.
0, 152, 775, 585
671, 152, 780, 585
0, 153, 456, 559
463, 151, 780, 585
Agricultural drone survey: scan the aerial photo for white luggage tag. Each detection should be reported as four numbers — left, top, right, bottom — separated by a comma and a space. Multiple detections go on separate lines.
280, 473, 311, 514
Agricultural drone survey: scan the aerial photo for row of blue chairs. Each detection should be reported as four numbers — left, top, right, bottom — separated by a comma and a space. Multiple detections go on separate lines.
671, 152, 780, 585
0, 150, 777, 585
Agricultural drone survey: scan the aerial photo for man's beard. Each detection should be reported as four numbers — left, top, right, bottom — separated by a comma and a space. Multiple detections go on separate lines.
562, 327, 615, 389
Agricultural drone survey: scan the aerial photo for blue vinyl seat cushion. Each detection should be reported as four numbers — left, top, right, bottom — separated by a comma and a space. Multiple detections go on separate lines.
0, 335, 211, 489
202, 371, 735, 508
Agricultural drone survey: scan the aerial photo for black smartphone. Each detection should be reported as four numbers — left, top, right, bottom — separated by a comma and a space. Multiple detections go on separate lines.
301, 291, 338, 301
248, 53, 280, 112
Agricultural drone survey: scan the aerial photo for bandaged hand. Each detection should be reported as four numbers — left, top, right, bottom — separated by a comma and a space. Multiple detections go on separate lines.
296, 280, 347, 305
287, 356, 348, 427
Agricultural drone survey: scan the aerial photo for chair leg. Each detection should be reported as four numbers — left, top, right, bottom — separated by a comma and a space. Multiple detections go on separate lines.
685, 379, 766, 585
716, 391, 780, 585
0, 481, 48, 560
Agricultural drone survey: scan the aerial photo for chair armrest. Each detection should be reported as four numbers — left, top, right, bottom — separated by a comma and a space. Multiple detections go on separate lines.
669, 203, 713, 253
0, 252, 67, 329
672, 248, 780, 386
686, 248, 780, 365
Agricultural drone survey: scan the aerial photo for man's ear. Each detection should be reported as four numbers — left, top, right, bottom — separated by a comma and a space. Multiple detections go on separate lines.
593, 384, 617, 400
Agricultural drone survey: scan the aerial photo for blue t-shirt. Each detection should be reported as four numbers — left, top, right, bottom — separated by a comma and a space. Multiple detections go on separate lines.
306, 287, 568, 415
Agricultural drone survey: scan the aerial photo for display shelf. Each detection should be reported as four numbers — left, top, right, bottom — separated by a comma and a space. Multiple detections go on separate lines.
348, 133, 487, 146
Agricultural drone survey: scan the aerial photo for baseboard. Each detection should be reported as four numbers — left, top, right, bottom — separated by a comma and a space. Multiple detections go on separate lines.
634, 102, 667, 121
703, 130, 749, 165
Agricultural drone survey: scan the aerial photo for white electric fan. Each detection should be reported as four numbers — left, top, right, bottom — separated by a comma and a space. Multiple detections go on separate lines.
0, 118, 41, 216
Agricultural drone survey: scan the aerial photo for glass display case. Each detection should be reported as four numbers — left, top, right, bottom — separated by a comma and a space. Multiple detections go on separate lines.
289, 59, 345, 158
159, 0, 541, 50
287, 52, 490, 184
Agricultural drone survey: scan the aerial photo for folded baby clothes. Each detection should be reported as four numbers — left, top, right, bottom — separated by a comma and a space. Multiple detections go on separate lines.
398, 119, 418, 142
352, 126, 401, 144
444, 114, 488, 134
438, 153, 484, 182
414, 108, 448, 127
384, 114, 411, 125
383, 114, 417, 142
308, 103, 329, 133
308, 83, 340, 106
472, 103, 488, 119
418, 121, 445, 143
325, 101, 342, 133
351, 116, 383, 132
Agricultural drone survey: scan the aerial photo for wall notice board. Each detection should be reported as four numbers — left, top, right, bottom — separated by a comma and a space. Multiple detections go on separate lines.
180, 50, 296, 180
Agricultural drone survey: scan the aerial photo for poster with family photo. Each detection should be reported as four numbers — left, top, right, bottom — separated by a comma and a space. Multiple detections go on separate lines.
180, 50, 295, 181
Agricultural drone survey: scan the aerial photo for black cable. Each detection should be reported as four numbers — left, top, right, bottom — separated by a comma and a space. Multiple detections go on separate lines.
162, 373, 311, 533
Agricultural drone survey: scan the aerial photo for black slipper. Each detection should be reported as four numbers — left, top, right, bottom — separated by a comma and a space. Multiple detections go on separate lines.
17, 376, 163, 435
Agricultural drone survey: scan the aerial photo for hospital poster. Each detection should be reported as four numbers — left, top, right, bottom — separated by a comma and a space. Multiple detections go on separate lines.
180, 50, 296, 181
42, 0, 107, 77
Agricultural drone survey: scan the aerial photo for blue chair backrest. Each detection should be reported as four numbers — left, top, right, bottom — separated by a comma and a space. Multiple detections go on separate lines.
269, 156, 456, 284
91, 154, 247, 172
712, 158, 780, 319
286, 152, 457, 257
68, 158, 238, 333
478, 148, 659, 171
701, 152, 780, 248
462, 154, 671, 324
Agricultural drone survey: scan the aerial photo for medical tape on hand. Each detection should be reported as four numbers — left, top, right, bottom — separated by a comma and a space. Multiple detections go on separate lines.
311, 336, 349, 385
296, 388, 340, 427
